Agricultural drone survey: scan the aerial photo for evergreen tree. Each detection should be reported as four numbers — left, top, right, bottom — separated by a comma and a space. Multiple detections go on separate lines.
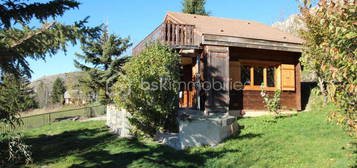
0, 0, 100, 78
0, 74, 37, 127
74, 26, 131, 104
0, 1, 99, 165
182, 0, 209, 16
50, 78, 66, 104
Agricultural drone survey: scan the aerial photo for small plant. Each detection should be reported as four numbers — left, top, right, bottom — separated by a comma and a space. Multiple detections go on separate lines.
260, 86, 281, 116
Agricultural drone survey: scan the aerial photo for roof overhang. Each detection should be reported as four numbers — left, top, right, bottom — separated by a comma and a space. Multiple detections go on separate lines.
202, 34, 303, 53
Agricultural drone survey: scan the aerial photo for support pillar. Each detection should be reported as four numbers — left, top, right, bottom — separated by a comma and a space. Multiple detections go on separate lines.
203, 45, 230, 114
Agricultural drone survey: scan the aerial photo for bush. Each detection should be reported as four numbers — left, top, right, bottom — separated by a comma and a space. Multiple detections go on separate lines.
260, 87, 281, 116
113, 43, 180, 137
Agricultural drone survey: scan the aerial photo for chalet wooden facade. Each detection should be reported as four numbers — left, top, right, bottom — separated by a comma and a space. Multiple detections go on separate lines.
133, 12, 303, 113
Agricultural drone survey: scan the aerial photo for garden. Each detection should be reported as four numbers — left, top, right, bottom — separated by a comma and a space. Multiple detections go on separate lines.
18, 101, 355, 168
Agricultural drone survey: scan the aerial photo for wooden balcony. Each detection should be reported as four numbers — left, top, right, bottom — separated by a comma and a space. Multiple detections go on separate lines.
132, 23, 200, 56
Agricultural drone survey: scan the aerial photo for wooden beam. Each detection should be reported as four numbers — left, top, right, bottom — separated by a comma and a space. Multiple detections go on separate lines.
296, 63, 302, 110
202, 34, 303, 53
250, 66, 254, 86
263, 67, 267, 87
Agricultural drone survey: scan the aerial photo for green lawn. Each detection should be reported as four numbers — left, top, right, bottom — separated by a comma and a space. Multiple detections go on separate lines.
20, 104, 356, 168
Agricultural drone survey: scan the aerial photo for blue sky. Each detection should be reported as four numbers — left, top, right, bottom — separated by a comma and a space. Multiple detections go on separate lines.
28, 0, 301, 81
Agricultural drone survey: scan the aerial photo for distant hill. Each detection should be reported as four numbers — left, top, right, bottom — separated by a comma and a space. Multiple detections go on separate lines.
30, 71, 85, 92
30, 71, 85, 107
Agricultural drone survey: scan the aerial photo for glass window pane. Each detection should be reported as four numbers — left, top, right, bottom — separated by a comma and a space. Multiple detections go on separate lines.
241, 65, 251, 86
254, 66, 264, 86
267, 67, 275, 87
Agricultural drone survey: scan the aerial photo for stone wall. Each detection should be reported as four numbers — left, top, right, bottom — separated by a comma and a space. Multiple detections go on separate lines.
106, 105, 239, 150
106, 104, 132, 137
178, 110, 238, 149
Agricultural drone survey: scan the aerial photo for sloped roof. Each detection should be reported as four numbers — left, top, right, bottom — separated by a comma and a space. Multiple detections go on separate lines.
165, 12, 303, 44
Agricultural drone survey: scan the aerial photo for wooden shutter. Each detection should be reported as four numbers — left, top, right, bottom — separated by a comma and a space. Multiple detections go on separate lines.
229, 61, 241, 90
281, 64, 295, 91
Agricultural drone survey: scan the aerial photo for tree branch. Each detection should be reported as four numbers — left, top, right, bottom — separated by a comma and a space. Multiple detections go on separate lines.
10, 22, 56, 48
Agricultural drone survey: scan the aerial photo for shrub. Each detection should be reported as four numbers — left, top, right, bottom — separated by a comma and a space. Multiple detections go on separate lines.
113, 43, 180, 137
260, 87, 281, 116
299, 0, 357, 132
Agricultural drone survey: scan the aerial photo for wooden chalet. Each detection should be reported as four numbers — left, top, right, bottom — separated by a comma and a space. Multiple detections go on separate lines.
132, 12, 303, 113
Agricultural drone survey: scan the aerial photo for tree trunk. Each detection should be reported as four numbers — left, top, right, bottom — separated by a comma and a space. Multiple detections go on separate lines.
317, 76, 328, 104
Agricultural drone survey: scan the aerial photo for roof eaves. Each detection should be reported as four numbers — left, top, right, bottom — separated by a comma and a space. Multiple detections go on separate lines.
165, 12, 185, 24
165, 12, 204, 36
202, 33, 303, 52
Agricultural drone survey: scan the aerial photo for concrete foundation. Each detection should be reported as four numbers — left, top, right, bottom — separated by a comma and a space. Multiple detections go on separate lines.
106, 104, 132, 138
106, 105, 238, 150
176, 109, 238, 149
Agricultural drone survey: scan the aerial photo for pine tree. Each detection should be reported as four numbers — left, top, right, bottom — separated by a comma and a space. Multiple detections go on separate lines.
182, 0, 209, 16
0, 1, 99, 165
50, 78, 66, 104
0, 0, 100, 78
74, 26, 131, 104
0, 74, 37, 127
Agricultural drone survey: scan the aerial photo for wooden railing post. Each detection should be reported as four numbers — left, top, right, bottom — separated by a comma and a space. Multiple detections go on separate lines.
161, 23, 166, 44
168, 24, 172, 45
171, 24, 175, 45
190, 25, 194, 45
180, 25, 185, 45
132, 23, 197, 55
175, 24, 179, 45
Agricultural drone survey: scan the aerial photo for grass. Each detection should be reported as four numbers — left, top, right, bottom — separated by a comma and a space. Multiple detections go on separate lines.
19, 104, 356, 168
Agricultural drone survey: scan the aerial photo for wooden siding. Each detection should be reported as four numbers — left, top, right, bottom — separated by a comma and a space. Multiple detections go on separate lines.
230, 90, 297, 110
229, 47, 301, 110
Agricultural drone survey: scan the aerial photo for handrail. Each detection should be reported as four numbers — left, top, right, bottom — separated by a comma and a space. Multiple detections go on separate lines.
132, 23, 198, 56
132, 23, 165, 56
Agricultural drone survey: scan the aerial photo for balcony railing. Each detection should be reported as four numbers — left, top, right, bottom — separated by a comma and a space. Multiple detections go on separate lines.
132, 23, 199, 56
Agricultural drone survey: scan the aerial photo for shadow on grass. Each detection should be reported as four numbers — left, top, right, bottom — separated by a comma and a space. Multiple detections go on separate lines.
223, 121, 263, 143
24, 126, 240, 168
261, 114, 298, 124
24, 126, 115, 165
69, 141, 240, 168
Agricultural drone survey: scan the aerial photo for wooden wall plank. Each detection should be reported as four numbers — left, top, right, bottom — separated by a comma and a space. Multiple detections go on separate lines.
295, 63, 302, 110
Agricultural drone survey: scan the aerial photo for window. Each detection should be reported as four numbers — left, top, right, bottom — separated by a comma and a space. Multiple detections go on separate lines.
241, 65, 251, 86
240, 61, 278, 90
254, 66, 264, 86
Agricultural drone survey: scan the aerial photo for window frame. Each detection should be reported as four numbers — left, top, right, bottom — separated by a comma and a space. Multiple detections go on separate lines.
240, 60, 280, 91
